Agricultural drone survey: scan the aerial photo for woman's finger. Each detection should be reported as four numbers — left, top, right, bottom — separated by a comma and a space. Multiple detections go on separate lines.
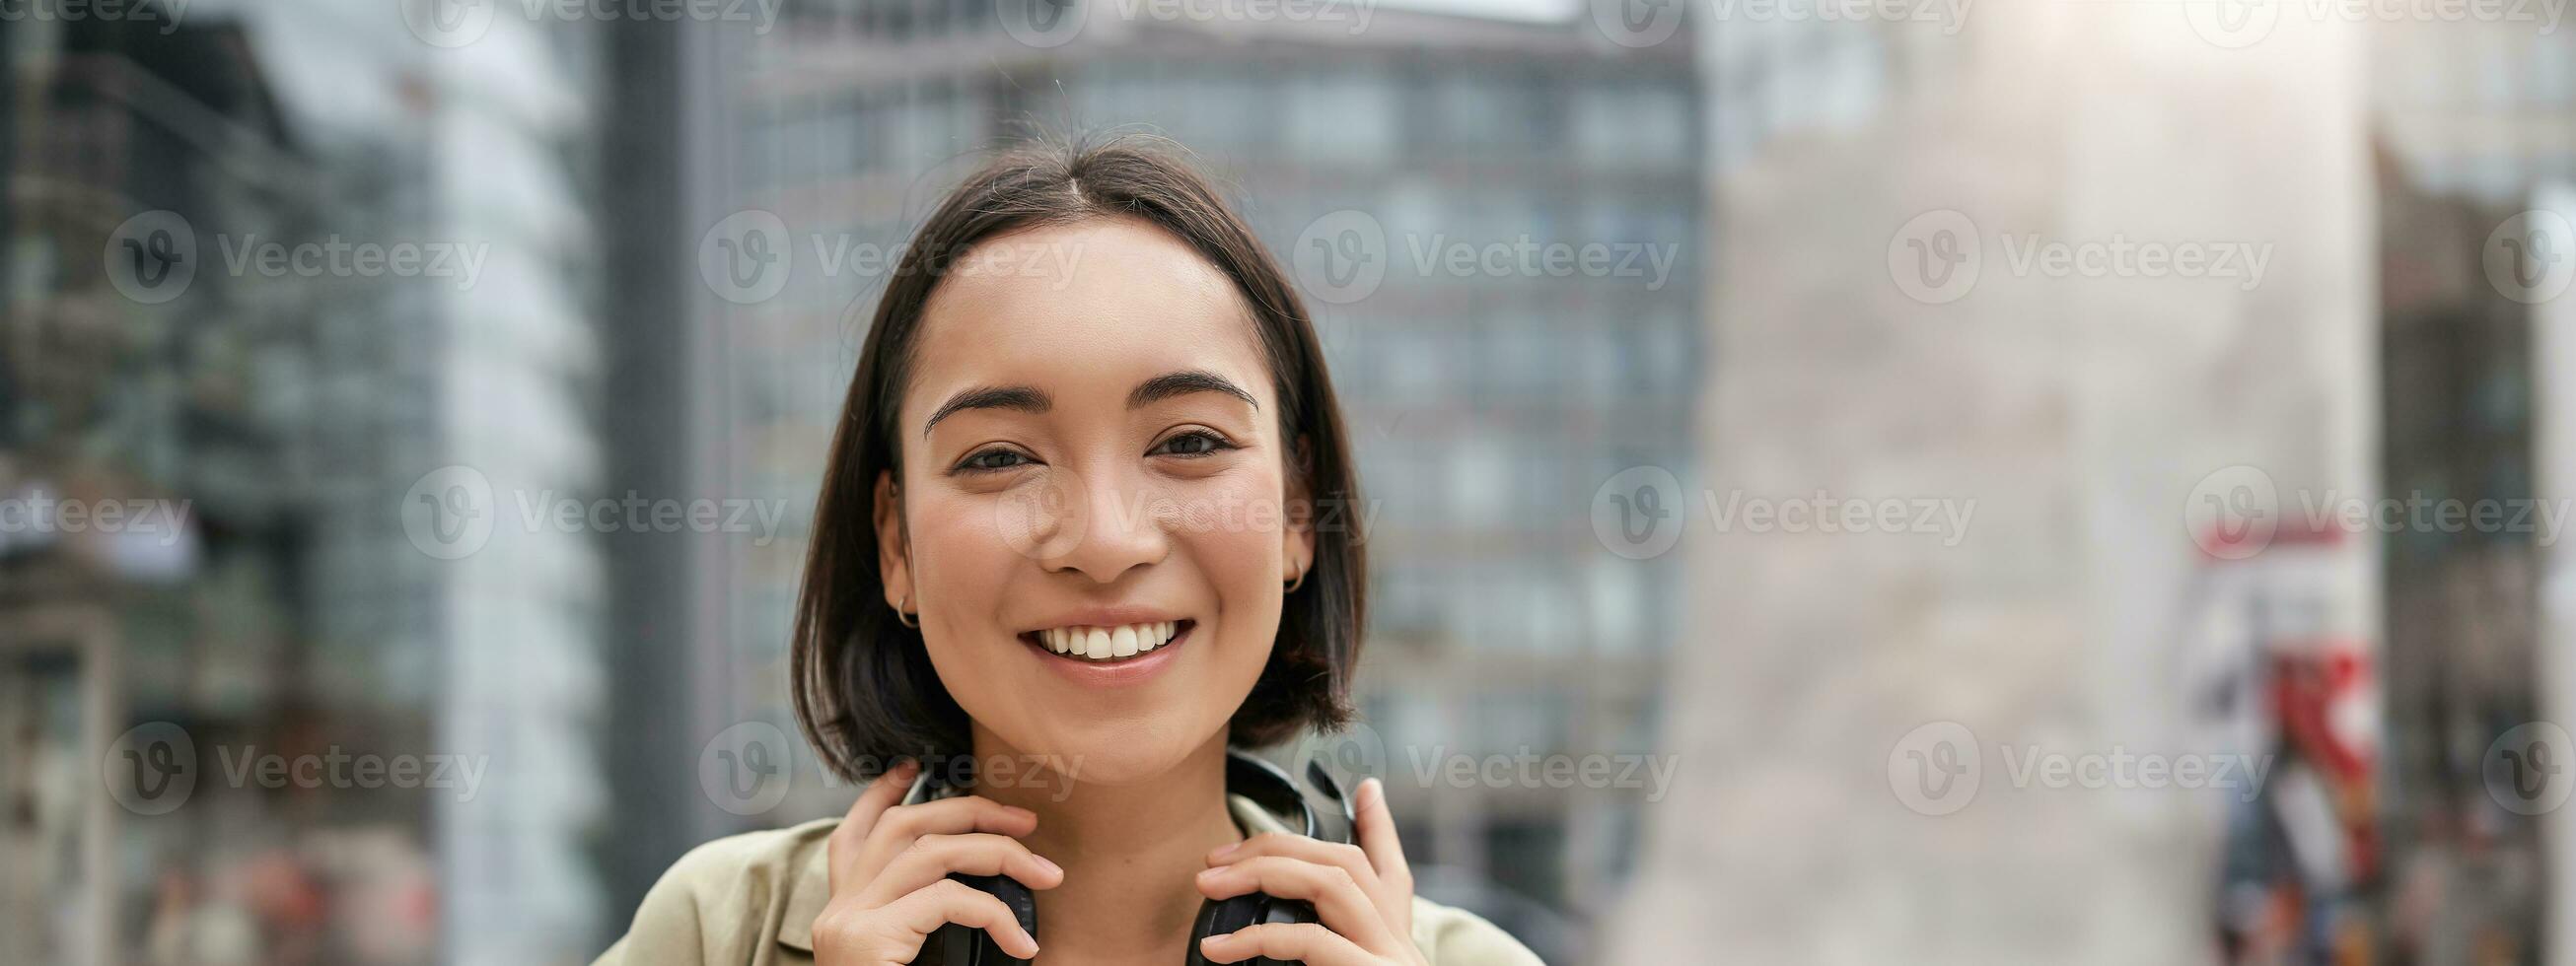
829, 759, 921, 893
1208, 833, 1390, 914
1194, 856, 1399, 957
1351, 778, 1413, 894
880, 878, 1041, 961
856, 832, 1065, 908
1197, 922, 1372, 966
872, 794, 1039, 844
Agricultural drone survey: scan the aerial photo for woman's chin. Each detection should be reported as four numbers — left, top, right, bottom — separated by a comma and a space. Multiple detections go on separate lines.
998, 723, 1216, 789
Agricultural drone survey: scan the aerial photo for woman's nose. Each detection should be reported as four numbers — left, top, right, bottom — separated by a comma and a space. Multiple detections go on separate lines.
1004, 463, 1167, 583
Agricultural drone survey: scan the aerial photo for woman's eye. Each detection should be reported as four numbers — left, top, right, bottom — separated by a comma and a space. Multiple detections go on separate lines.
957, 448, 1032, 472
1152, 430, 1236, 458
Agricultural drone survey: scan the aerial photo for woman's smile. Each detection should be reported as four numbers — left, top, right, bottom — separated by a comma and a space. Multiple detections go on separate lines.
1017, 606, 1201, 684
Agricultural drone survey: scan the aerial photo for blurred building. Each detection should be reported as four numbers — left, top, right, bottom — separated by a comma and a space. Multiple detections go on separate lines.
1624, 3, 2381, 962
610, 1, 1702, 960
1, 3, 611, 964
2371, 19, 2576, 962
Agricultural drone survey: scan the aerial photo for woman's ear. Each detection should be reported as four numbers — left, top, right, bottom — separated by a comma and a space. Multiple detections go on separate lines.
1283, 433, 1317, 581
874, 469, 913, 611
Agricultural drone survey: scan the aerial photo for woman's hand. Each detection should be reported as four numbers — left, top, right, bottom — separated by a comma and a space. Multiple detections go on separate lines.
811, 760, 1067, 964
1193, 778, 1428, 966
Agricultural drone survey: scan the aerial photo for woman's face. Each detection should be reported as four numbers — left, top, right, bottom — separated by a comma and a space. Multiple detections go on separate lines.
878, 216, 1313, 787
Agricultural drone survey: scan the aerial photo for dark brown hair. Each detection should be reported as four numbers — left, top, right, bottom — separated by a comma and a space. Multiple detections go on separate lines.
789, 134, 1366, 783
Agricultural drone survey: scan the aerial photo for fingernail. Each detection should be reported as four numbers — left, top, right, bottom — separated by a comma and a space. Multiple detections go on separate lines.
1196, 865, 1225, 880
1035, 856, 1063, 877
1209, 841, 1240, 861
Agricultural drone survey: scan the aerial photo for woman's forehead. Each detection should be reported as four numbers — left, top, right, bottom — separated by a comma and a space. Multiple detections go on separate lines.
905, 219, 1272, 409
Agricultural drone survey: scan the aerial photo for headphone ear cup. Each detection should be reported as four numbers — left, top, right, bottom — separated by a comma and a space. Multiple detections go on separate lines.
1185, 894, 1259, 966
920, 872, 1037, 966
1185, 893, 1321, 966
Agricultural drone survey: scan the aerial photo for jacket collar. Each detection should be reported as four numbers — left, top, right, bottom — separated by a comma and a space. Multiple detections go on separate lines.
776, 793, 1296, 953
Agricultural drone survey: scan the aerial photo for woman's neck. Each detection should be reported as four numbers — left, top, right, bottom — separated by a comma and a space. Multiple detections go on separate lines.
966, 728, 1245, 965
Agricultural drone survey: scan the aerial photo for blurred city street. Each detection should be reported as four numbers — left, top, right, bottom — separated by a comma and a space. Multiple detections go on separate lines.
4, 0, 2574, 963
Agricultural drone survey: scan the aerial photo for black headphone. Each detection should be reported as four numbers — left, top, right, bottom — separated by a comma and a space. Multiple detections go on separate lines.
902, 750, 1358, 966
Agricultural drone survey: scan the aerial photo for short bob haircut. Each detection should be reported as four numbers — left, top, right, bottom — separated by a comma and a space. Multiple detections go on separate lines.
789, 134, 1366, 784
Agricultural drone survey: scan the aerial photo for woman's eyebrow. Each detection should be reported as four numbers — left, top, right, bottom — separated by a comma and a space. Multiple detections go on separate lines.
919, 373, 1252, 438
922, 385, 1051, 438
1129, 370, 1257, 411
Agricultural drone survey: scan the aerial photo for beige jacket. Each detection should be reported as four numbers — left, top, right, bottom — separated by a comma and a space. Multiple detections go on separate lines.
593, 814, 1544, 966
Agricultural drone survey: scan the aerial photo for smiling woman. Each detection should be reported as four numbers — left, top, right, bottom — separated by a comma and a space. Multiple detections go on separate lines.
591, 135, 1542, 966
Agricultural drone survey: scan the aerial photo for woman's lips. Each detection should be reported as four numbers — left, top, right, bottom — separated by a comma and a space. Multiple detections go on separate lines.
1021, 620, 1192, 662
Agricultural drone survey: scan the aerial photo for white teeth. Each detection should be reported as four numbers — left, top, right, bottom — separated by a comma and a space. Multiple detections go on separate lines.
1035, 621, 1183, 662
